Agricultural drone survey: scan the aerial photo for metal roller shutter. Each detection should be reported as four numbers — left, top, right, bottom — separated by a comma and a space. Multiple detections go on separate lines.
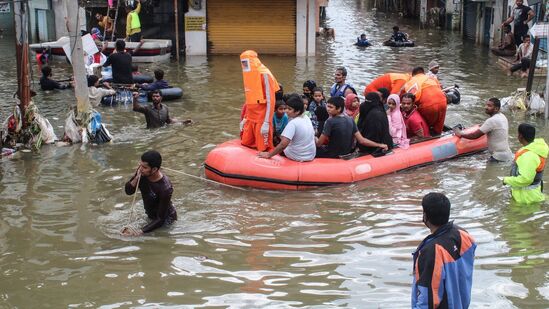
207, 0, 296, 54
463, 1, 478, 41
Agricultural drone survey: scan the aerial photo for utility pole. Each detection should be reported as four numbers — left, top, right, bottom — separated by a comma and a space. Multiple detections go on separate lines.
13, 0, 31, 127
174, 0, 180, 61
66, 0, 91, 115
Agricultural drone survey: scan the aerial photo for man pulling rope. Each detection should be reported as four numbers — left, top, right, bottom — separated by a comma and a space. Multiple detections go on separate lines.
122, 150, 177, 236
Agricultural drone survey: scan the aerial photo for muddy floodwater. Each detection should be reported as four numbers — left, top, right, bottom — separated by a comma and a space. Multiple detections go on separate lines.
1, 0, 548, 307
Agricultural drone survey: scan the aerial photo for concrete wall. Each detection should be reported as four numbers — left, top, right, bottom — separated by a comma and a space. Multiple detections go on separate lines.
184, 0, 207, 56
296, 0, 316, 56
27, 0, 53, 42
0, 2, 14, 34
446, 0, 462, 31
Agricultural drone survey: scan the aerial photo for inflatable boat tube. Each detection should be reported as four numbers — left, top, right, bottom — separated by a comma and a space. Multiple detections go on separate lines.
158, 87, 183, 101
100, 89, 133, 106
102, 74, 154, 84
383, 40, 415, 47
204, 125, 487, 190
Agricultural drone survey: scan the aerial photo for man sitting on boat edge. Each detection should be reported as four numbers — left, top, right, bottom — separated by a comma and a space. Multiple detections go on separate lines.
258, 94, 316, 162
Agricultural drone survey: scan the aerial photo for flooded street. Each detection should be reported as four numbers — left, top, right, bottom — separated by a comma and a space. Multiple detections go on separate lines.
1, 0, 548, 307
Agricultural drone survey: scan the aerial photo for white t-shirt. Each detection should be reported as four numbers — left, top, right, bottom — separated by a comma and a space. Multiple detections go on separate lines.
281, 115, 316, 162
479, 113, 513, 161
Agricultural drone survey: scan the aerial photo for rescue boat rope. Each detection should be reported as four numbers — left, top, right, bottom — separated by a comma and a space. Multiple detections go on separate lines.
123, 173, 142, 234
162, 167, 246, 191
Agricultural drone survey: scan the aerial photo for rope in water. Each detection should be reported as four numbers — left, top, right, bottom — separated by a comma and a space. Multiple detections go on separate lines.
162, 167, 246, 191
123, 173, 142, 234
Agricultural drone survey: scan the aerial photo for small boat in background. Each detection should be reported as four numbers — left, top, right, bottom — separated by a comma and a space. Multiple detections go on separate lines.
30, 37, 172, 63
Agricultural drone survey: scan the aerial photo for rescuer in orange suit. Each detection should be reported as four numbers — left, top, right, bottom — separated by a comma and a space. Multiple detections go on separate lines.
403, 67, 447, 135
364, 72, 410, 96
239, 50, 280, 152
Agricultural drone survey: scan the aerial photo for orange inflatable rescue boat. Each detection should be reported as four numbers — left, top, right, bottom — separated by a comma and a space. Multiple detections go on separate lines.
204, 126, 487, 190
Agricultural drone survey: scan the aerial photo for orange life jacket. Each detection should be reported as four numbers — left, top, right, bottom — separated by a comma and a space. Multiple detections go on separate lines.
514, 149, 546, 172
404, 73, 439, 101
240, 50, 279, 121
511, 149, 546, 188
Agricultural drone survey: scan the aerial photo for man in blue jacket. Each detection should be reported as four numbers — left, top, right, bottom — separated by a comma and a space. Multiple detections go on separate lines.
412, 193, 476, 309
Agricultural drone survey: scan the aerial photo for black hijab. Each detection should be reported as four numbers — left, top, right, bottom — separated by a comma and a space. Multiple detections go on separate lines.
356, 93, 393, 153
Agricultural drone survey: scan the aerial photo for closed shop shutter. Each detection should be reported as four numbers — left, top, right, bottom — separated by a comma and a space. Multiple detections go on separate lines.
463, 1, 478, 41
207, 0, 296, 55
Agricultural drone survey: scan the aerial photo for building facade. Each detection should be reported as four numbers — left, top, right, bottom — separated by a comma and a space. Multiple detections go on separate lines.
462, 0, 545, 47
185, 0, 316, 56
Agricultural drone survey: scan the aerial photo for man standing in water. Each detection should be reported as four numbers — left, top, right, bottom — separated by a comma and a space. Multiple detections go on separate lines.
502, 0, 534, 47
454, 98, 513, 162
426, 60, 439, 81
329, 66, 352, 98
132, 90, 192, 129
123, 150, 177, 236
126, 0, 142, 42
503, 123, 548, 204
412, 193, 476, 309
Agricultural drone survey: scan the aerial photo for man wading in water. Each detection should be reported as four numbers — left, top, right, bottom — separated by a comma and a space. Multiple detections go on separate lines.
122, 150, 177, 236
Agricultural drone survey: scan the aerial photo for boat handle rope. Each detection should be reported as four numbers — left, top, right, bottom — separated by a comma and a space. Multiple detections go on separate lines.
123, 173, 142, 234
162, 167, 246, 191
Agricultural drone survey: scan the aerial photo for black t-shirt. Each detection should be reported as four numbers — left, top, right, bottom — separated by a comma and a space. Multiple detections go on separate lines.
321, 115, 357, 157
125, 175, 177, 233
513, 5, 532, 26
104, 52, 133, 84
39, 76, 68, 91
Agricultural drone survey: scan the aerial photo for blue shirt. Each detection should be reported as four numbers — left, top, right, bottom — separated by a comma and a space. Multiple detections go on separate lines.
273, 113, 289, 135
140, 79, 169, 91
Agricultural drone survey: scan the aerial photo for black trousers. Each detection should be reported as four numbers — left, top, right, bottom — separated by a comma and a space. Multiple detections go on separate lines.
510, 58, 531, 73
514, 24, 529, 47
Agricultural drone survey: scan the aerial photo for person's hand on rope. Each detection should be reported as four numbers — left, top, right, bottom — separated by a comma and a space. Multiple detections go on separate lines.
121, 226, 143, 236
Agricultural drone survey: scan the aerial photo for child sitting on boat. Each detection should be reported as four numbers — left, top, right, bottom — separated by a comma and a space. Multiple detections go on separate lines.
273, 100, 289, 146
138, 69, 170, 91
315, 97, 387, 158
309, 87, 328, 136
301, 95, 312, 119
